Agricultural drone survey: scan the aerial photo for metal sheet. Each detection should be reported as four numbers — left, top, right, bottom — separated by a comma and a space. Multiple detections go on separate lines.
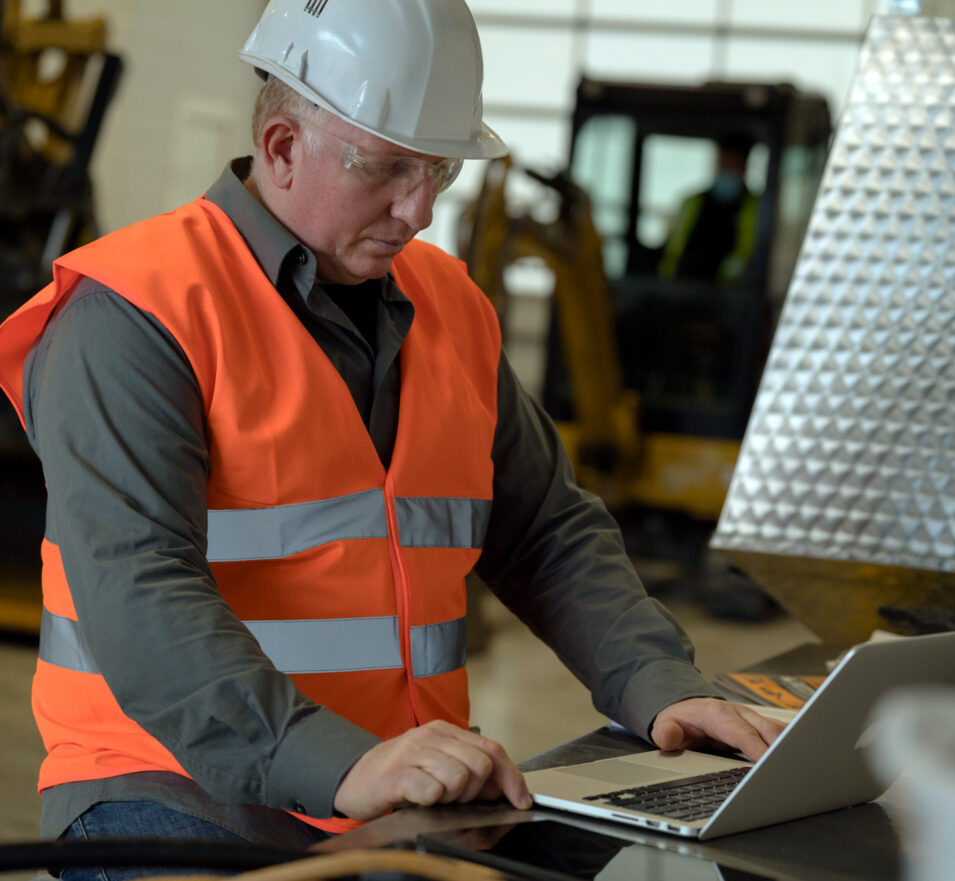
711, 16, 955, 645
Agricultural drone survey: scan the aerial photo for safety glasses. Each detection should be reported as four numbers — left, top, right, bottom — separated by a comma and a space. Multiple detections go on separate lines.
311, 127, 463, 195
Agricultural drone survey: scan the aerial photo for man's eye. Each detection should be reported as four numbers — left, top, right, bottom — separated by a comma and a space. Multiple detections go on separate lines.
389, 158, 417, 177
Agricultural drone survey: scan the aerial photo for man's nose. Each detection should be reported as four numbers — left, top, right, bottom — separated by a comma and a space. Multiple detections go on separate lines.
390, 179, 435, 232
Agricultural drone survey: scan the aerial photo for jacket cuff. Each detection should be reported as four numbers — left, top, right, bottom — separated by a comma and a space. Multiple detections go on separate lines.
619, 658, 722, 742
266, 708, 382, 819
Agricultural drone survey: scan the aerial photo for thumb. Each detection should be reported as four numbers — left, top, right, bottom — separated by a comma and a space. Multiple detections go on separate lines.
652, 718, 686, 752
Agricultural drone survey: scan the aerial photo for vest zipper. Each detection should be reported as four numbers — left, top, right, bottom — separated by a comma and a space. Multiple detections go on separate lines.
383, 473, 424, 725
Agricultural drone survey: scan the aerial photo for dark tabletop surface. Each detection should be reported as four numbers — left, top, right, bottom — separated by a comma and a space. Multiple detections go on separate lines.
315, 642, 904, 881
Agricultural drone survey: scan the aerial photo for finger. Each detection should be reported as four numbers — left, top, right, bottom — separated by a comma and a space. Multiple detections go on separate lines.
414, 742, 493, 804
395, 723, 525, 807
486, 750, 532, 809
707, 708, 775, 761
392, 759, 459, 807
467, 736, 531, 809
651, 718, 687, 752
736, 707, 787, 746
408, 724, 501, 803
476, 776, 504, 802
432, 724, 532, 809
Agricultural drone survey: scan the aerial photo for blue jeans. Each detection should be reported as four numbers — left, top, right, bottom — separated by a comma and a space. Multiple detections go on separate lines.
59, 801, 319, 881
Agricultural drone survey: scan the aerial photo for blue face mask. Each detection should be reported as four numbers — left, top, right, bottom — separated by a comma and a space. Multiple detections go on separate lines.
710, 171, 744, 203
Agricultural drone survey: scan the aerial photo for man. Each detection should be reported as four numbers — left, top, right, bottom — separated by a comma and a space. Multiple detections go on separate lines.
0, 0, 781, 872
658, 132, 759, 283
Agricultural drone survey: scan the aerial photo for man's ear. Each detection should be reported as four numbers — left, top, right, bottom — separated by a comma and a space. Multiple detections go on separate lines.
258, 117, 300, 190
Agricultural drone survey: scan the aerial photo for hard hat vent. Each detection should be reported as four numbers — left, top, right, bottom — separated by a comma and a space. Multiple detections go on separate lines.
304, 0, 330, 17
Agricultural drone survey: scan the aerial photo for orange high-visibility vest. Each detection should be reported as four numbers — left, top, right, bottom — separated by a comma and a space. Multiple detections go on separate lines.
0, 198, 501, 830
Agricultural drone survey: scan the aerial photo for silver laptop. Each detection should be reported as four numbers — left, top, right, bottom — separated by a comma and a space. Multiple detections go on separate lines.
525, 630, 955, 840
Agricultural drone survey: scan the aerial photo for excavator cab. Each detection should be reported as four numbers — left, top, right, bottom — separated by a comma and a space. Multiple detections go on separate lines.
547, 78, 831, 449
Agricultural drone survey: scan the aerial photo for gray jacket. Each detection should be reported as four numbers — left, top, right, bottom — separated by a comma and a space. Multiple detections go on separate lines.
24, 159, 717, 843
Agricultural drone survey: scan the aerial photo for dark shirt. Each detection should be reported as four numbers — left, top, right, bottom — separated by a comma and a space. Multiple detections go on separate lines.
24, 158, 717, 842
671, 189, 752, 282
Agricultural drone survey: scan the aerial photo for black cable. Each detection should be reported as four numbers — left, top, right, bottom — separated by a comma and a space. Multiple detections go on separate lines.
0, 838, 310, 874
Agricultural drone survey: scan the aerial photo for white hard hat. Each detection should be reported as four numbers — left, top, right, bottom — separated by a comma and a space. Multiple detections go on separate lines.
239, 0, 508, 160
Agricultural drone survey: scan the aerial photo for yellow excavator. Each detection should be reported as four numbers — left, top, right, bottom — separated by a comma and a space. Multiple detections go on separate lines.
462, 77, 831, 528
464, 155, 743, 518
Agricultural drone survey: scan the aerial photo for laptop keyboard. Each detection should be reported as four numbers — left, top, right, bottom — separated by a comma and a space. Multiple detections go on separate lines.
582, 766, 751, 822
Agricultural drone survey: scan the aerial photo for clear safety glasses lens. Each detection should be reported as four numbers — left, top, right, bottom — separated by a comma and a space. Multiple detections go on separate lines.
341, 143, 462, 194
314, 130, 462, 194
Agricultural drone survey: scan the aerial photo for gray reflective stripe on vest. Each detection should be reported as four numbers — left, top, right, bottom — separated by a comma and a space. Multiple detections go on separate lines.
395, 497, 492, 548
245, 616, 466, 677
39, 608, 98, 673
207, 493, 491, 561
244, 617, 402, 674
39, 609, 466, 679
207, 488, 388, 562
410, 617, 466, 677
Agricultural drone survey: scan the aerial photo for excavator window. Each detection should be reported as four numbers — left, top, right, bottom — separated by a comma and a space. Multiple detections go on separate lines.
570, 113, 636, 278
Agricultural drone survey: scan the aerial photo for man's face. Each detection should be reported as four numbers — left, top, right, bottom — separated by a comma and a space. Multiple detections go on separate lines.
284, 115, 445, 285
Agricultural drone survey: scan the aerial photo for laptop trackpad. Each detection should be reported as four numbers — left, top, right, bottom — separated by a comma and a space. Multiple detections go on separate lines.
557, 759, 684, 786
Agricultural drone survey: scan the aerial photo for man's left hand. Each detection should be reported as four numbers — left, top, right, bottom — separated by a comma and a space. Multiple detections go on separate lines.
650, 698, 785, 761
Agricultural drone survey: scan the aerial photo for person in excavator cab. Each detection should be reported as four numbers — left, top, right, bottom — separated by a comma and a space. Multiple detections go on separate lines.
658, 131, 759, 284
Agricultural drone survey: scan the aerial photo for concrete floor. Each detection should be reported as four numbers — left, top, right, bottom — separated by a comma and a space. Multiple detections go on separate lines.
0, 634, 44, 846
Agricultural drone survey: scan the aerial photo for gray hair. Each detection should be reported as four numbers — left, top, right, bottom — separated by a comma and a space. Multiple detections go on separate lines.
251, 75, 331, 156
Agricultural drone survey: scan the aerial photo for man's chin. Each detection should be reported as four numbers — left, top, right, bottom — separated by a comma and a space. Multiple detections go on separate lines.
326, 257, 397, 285
355, 242, 411, 278
317, 241, 411, 285
362, 253, 401, 279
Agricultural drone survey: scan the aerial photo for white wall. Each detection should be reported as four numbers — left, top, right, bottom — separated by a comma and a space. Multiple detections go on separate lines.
46, 0, 899, 245
27, 0, 263, 233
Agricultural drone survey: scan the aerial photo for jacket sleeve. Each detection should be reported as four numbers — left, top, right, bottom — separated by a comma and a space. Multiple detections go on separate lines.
24, 280, 380, 818
475, 352, 720, 741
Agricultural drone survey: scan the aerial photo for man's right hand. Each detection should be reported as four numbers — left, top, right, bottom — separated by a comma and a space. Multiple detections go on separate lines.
332, 719, 532, 821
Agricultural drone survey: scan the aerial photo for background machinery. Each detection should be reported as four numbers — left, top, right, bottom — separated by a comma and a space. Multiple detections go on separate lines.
0, 0, 121, 632
0, 0, 120, 319
462, 77, 831, 607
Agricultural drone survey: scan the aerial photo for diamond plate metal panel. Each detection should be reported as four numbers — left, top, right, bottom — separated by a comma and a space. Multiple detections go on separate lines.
711, 17, 955, 642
